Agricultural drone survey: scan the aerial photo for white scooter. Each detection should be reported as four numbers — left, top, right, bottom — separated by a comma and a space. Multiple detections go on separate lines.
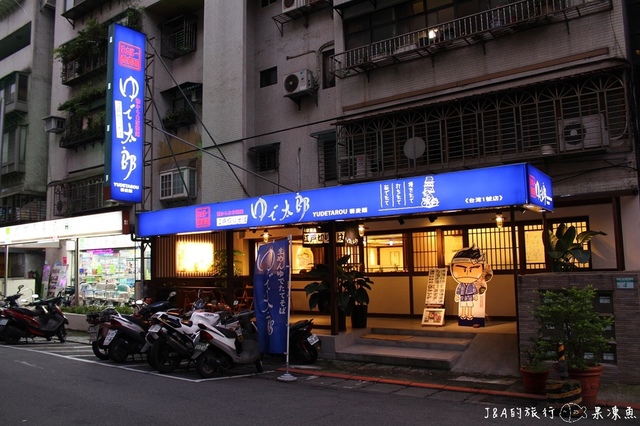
192, 309, 263, 378
145, 307, 236, 373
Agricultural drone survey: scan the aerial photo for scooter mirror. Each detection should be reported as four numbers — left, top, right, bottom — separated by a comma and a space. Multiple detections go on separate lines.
168, 291, 177, 298
18, 284, 24, 291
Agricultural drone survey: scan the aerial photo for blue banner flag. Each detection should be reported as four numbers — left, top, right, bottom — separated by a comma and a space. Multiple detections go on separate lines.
253, 238, 290, 354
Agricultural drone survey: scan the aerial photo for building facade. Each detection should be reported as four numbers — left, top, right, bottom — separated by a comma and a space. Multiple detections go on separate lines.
0, 0, 55, 278
1, 0, 639, 382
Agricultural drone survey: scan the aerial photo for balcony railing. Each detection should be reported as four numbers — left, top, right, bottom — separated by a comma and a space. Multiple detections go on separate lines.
61, 46, 108, 86
59, 115, 105, 149
0, 196, 46, 226
62, 0, 111, 21
331, 0, 612, 78
162, 108, 197, 131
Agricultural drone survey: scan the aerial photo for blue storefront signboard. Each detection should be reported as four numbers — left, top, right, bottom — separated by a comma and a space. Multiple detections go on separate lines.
103, 23, 146, 203
137, 163, 553, 237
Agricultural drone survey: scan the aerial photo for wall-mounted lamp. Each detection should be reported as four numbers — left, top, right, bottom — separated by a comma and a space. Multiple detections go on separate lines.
428, 214, 438, 223
358, 223, 365, 238
263, 229, 270, 243
495, 212, 504, 229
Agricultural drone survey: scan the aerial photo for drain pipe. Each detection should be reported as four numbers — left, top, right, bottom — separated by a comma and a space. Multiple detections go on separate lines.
0, 95, 6, 297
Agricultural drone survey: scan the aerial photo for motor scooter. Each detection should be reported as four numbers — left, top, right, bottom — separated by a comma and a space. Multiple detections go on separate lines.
89, 292, 178, 362
0, 287, 68, 344
86, 307, 119, 359
146, 308, 234, 373
289, 318, 321, 364
193, 310, 263, 378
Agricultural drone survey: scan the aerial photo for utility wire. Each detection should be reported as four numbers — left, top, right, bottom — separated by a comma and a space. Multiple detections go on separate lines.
146, 38, 251, 198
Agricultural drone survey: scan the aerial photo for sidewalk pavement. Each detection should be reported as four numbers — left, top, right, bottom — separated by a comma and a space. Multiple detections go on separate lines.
65, 331, 640, 411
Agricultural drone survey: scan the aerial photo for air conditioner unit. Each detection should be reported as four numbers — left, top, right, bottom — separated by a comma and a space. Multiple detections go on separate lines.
41, 0, 55, 10
558, 114, 609, 152
339, 155, 370, 179
283, 0, 303, 13
283, 69, 314, 96
43, 116, 66, 134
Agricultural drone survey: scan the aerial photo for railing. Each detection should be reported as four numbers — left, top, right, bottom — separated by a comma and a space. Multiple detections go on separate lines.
331, 0, 612, 77
59, 115, 105, 149
61, 46, 108, 86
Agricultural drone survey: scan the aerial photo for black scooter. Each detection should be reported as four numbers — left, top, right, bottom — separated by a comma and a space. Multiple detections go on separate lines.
289, 318, 321, 364
107, 292, 179, 363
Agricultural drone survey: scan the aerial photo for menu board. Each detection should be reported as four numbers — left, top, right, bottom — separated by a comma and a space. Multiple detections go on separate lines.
424, 268, 447, 306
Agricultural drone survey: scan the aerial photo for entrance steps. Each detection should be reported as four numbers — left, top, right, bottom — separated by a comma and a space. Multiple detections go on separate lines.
334, 327, 476, 370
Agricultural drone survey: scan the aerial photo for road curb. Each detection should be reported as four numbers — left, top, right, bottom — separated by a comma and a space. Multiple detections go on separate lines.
281, 367, 640, 410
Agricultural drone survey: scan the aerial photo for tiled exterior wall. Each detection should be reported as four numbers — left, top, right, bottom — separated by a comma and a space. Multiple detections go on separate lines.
518, 272, 640, 385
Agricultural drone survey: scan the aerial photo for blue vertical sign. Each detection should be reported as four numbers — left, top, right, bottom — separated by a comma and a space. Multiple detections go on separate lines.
104, 23, 145, 203
253, 238, 290, 354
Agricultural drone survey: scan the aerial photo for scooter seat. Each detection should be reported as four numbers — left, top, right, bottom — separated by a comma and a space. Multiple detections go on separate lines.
13, 307, 40, 317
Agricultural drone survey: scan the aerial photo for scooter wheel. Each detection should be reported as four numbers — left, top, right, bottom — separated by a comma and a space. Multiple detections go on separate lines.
4, 333, 20, 345
91, 341, 110, 360
195, 351, 224, 379
291, 342, 318, 365
57, 326, 67, 343
108, 337, 129, 363
149, 339, 181, 373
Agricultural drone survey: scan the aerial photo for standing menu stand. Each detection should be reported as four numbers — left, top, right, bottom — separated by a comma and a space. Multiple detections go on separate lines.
422, 268, 447, 326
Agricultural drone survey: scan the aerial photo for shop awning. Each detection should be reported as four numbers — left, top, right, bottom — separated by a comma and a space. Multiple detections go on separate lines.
0, 211, 130, 246
136, 163, 553, 238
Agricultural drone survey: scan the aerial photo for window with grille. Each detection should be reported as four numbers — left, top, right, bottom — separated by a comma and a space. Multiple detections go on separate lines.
160, 15, 197, 60
547, 219, 591, 269
316, 131, 338, 183
337, 244, 362, 272
468, 225, 517, 271
335, 72, 627, 182
160, 168, 196, 200
412, 231, 438, 272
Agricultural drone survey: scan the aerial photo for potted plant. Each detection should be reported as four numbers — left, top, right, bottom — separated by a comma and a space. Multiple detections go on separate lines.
533, 285, 613, 408
543, 223, 606, 272
304, 255, 374, 329
519, 338, 551, 394
304, 264, 332, 315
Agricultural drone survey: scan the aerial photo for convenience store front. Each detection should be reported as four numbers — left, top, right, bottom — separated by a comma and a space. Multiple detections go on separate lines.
137, 163, 554, 332
0, 211, 146, 302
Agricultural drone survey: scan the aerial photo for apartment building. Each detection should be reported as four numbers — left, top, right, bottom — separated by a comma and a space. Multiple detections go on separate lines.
0, 0, 55, 277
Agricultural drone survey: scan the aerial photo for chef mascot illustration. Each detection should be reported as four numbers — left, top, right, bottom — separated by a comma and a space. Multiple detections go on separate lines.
450, 244, 493, 327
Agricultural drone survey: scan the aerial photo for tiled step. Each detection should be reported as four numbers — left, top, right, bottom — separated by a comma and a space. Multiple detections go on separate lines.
357, 333, 472, 351
335, 328, 475, 370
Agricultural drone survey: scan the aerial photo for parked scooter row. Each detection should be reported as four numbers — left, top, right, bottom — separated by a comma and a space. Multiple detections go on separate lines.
0, 285, 68, 344
87, 291, 180, 362
144, 307, 263, 378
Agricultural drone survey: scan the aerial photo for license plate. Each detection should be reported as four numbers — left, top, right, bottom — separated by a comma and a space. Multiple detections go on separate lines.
307, 334, 320, 346
88, 325, 98, 342
0, 318, 8, 326
149, 324, 161, 333
103, 329, 117, 346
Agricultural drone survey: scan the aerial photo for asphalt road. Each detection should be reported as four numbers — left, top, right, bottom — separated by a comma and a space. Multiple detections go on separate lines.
0, 339, 633, 425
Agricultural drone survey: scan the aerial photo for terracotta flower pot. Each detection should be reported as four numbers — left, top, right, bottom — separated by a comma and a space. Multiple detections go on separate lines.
568, 364, 603, 410
519, 366, 550, 395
